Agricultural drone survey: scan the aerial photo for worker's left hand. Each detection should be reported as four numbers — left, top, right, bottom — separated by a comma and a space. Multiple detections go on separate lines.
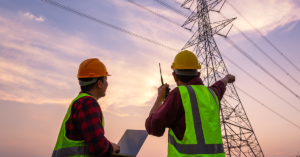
157, 83, 169, 102
111, 142, 120, 154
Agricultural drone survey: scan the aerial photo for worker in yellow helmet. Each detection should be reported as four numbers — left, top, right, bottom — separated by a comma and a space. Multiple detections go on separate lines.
145, 50, 235, 157
52, 58, 120, 157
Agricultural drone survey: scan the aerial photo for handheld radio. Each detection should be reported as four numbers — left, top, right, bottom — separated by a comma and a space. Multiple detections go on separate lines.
159, 63, 170, 99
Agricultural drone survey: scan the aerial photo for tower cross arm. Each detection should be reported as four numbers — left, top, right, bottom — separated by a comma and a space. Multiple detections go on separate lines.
181, 17, 236, 50
210, 17, 236, 36
181, 0, 193, 9
181, 9, 198, 30
181, 0, 231, 30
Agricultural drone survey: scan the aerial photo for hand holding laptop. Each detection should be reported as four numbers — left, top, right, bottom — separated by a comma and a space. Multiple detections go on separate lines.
112, 142, 120, 154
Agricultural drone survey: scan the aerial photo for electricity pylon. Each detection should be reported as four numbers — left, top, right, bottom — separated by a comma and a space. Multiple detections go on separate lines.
180, 0, 264, 156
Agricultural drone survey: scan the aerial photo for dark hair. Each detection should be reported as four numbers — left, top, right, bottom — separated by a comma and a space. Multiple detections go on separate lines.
175, 70, 198, 83
78, 77, 105, 92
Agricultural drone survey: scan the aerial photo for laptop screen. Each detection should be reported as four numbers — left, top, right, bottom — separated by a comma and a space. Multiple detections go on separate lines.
114, 130, 148, 157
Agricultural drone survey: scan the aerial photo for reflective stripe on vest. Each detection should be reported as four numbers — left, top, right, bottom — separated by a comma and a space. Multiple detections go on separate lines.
168, 85, 224, 155
208, 88, 218, 110
52, 146, 90, 157
52, 93, 104, 157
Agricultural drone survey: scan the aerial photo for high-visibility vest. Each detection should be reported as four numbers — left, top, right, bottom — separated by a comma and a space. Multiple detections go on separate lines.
52, 93, 105, 157
168, 85, 225, 157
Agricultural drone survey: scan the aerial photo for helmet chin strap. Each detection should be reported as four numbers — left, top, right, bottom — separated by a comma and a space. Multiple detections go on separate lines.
79, 78, 98, 86
174, 69, 198, 76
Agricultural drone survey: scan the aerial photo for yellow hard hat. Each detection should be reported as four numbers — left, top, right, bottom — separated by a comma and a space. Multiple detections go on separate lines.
171, 50, 201, 70
77, 58, 111, 78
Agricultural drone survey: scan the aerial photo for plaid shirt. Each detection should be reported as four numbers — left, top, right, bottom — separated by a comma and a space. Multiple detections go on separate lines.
65, 92, 113, 157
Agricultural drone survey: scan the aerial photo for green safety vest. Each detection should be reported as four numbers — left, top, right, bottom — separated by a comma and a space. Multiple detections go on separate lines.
168, 85, 225, 157
52, 93, 105, 157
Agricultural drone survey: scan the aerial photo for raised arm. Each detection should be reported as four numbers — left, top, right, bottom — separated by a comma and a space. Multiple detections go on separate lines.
209, 74, 235, 102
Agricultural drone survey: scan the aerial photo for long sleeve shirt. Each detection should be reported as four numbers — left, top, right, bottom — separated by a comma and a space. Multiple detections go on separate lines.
65, 92, 113, 157
145, 78, 226, 140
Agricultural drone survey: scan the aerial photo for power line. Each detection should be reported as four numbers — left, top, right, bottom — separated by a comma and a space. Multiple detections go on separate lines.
122, 0, 195, 33
121, 0, 300, 109
153, 0, 189, 18
219, 12, 300, 86
162, 0, 300, 82
42, 0, 300, 132
172, 0, 300, 75
169, 0, 182, 6
119, 0, 300, 105
41, 0, 180, 52
225, 37, 300, 100
235, 86, 300, 130
222, 54, 300, 112
274, 33, 300, 61
158, 0, 300, 91
122, 0, 183, 27
226, 0, 300, 72
43, 0, 300, 105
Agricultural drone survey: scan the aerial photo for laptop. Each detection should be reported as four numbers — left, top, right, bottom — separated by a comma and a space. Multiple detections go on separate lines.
112, 130, 148, 157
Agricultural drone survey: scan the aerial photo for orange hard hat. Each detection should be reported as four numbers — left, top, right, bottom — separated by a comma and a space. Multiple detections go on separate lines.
77, 58, 111, 78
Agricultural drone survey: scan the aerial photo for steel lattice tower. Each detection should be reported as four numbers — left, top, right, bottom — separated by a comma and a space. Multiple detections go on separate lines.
180, 0, 264, 156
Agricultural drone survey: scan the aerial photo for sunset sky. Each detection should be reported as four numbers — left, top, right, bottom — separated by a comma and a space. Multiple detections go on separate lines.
0, 0, 300, 157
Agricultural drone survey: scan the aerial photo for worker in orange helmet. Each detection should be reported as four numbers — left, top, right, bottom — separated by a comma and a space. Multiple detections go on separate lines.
51, 58, 120, 157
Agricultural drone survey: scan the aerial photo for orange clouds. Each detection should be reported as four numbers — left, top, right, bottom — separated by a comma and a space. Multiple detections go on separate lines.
0, 10, 170, 116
